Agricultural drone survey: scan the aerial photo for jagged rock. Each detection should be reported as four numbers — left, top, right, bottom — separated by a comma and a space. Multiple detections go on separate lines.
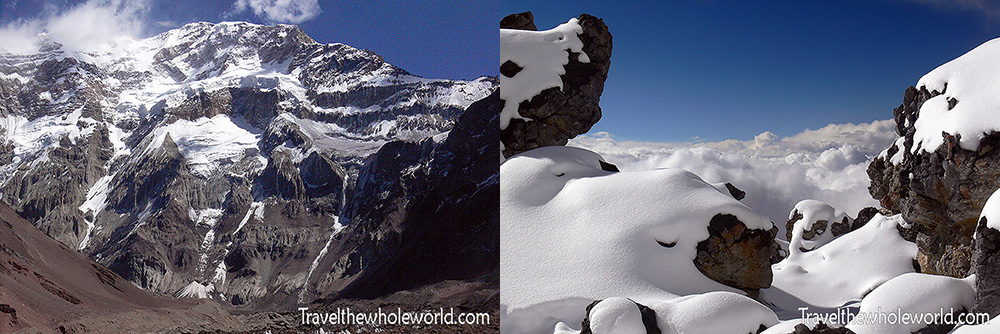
853, 207, 880, 231
500, 13, 613, 157
868, 83, 992, 277
580, 299, 661, 334
973, 216, 1000, 317
500, 11, 537, 31
333, 91, 500, 300
792, 322, 855, 334
724, 182, 746, 201
693, 213, 778, 297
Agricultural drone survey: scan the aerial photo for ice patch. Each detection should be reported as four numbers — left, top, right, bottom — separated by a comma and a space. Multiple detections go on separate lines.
143, 114, 262, 177
298, 217, 345, 304
77, 173, 115, 250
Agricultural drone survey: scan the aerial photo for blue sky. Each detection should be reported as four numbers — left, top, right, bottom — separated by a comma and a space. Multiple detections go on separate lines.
502, 0, 1000, 142
0, 0, 497, 80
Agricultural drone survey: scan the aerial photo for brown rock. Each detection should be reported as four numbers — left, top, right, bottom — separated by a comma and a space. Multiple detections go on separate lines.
867, 83, 995, 277
693, 214, 777, 297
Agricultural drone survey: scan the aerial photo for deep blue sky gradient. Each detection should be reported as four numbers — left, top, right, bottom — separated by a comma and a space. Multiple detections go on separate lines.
502, 0, 1000, 142
1, 0, 498, 80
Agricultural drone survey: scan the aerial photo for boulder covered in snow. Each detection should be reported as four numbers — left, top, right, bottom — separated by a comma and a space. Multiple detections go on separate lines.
499, 13, 612, 158
867, 37, 1000, 277
763, 213, 917, 311
500, 146, 778, 333
846, 273, 976, 334
785, 200, 853, 254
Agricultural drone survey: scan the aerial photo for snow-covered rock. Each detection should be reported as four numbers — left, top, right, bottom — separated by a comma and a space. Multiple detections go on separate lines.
586, 298, 648, 334
785, 200, 853, 255
973, 188, 1000, 318
911, 38, 1000, 154
868, 37, 1000, 278
555, 292, 778, 334
499, 13, 611, 157
846, 273, 976, 334
764, 213, 917, 312
500, 145, 776, 334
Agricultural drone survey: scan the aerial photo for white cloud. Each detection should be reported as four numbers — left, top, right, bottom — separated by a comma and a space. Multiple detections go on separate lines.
893, 0, 1000, 20
0, 0, 150, 54
569, 120, 898, 237
232, 0, 321, 24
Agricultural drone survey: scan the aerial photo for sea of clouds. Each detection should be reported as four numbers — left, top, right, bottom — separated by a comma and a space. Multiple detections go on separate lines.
569, 119, 898, 237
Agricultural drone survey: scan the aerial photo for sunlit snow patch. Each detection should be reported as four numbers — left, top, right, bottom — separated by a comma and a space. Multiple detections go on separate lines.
143, 114, 262, 177
787, 200, 853, 255
910, 37, 1000, 154
846, 273, 975, 334
500, 146, 774, 334
763, 214, 917, 313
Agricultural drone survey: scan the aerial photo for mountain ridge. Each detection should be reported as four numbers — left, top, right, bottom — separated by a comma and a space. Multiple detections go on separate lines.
0, 20, 498, 312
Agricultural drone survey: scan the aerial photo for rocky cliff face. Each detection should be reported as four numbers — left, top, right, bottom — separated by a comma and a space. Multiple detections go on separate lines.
867, 85, 994, 277
331, 91, 500, 300
0, 21, 496, 310
499, 12, 612, 158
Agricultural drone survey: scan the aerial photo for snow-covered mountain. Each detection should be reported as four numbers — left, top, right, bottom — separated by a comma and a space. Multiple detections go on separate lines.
0, 21, 497, 309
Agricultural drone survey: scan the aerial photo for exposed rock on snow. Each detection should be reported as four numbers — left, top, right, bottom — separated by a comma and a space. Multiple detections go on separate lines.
973, 188, 1000, 317
785, 200, 853, 254
499, 12, 611, 157
866, 38, 1000, 277
500, 11, 538, 31
694, 213, 779, 297
500, 145, 776, 333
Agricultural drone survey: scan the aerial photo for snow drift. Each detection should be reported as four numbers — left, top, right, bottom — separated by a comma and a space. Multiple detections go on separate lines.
500, 145, 775, 334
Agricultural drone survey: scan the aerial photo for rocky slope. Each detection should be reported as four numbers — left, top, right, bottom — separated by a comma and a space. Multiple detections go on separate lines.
0, 21, 496, 311
0, 199, 240, 332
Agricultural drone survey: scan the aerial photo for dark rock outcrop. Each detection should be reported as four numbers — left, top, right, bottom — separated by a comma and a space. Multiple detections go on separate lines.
500, 11, 537, 31
693, 214, 778, 297
973, 217, 1000, 317
791, 322, 855, 334
724, 182, 746, 201
330, 91, 500, 301
500, 12, 613, 157
868, 84, 995, 277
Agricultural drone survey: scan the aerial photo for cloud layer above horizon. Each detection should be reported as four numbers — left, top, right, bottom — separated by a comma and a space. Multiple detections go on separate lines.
569, 120, 898, 236
230, 0, 321, 24
0, 0, 322, 54
0, 0, 149, 53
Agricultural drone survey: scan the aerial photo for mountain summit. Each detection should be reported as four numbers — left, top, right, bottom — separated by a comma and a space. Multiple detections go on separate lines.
0, 21, 497, 310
